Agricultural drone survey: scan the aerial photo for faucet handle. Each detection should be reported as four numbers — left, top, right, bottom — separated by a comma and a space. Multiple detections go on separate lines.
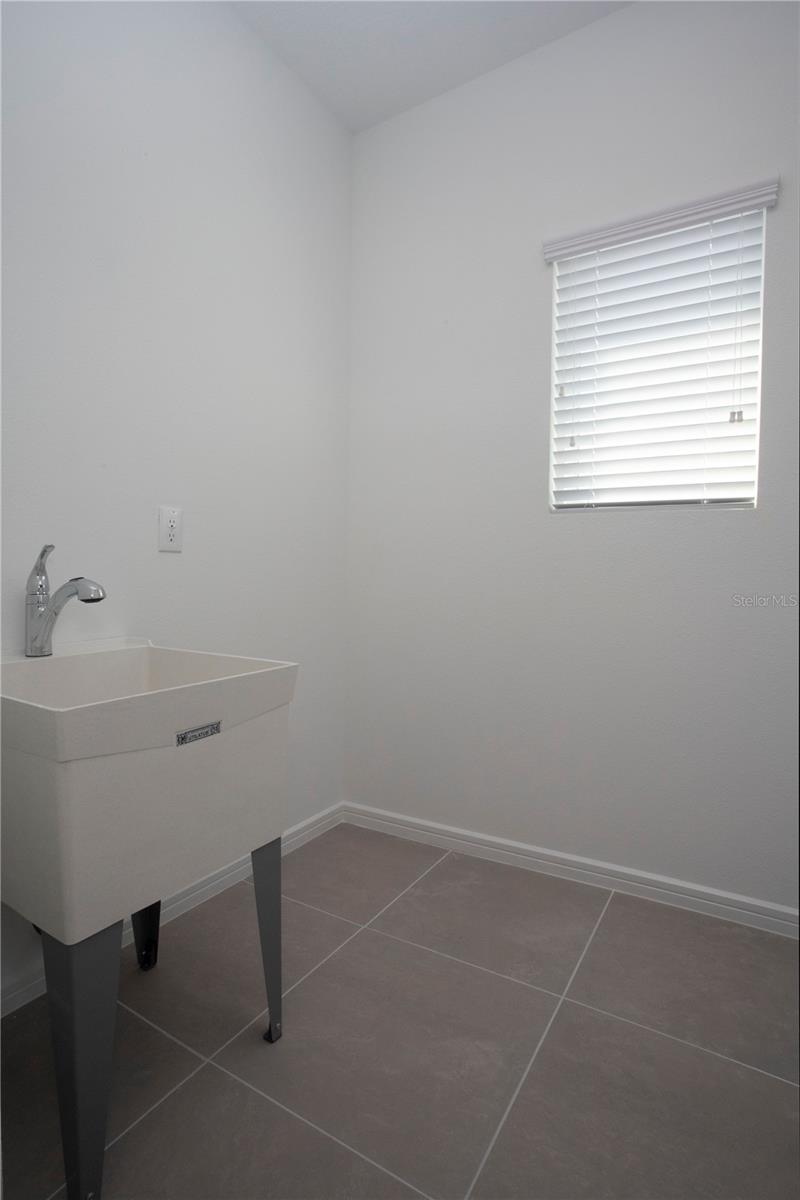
26, 544, 55, 596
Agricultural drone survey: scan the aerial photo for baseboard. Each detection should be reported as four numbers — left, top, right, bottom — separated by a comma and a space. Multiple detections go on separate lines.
4, 797, 795, 1016
282, 800, 343, 854
339, 802, 799, 939
1, 972, 49, 1018
1, 802, 344, 1017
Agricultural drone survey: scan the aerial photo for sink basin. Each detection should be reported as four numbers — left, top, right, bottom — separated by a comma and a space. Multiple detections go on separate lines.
2, 639, 298, 944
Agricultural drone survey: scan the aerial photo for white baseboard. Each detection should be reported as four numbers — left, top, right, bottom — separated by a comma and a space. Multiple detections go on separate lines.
339, 803, 799, 939
1, 802, 344, 1017
282, 801, 343, 854
4, 797, 795, 1016
1, 972, 48, 1018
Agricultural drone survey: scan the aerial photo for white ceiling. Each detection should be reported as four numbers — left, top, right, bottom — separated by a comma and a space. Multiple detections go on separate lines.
235, 2, 628, 132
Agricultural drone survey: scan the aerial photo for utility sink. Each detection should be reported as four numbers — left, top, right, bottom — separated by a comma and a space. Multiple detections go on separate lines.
2, 636, 297, 1198
1, 638, 298, 944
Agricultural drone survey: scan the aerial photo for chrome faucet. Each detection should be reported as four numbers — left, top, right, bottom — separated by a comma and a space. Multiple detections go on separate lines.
25, 544, 106, 657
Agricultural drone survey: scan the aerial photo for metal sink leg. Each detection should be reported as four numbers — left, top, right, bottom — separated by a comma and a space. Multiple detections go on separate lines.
41, 920, 123, 1200
251, 836, 282, 1043
131, 900, 161, 971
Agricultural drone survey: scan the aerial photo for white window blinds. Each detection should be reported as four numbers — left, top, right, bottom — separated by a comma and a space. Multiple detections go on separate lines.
549, 206, 768, 510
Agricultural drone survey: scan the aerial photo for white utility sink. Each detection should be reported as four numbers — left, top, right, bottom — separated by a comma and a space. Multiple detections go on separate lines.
1, 638, 298, 944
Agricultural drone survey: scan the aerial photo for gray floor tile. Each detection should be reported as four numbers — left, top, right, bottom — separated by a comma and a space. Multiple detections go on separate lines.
118, 883, 356, 1057
374, 852, 610, 993
473, 1002, 800, 1200
216, 927, 556, 1199
568, 892, 799, 1080
281, 824, 445, 924
1, 997, 198, 1200
102, 1064, 419, 1199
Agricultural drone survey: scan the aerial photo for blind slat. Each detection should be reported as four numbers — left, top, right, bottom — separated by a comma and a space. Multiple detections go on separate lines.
556, 232, 763, 290
550, 208, 764, 509
556, 366, 760, 406
554, 461, 757, 485
556, 274, 762, 327
553, 482, 756, 505
555, 329, 760, 371
555, 309, 761, 357
555, 290, 762, 340
556, 244, 763, 304
554, 448, 756, 473
554, 391, 759, 426
553, 430, 757, 456
557, 255, 762, 308
554, 409, 758, 441
556, 340, 760, 385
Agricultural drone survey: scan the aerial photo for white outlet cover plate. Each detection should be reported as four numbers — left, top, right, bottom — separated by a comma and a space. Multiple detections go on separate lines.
158, 505, 183, 552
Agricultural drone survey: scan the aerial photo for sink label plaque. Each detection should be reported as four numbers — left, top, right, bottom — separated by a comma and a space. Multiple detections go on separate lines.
176, 721, 221, 747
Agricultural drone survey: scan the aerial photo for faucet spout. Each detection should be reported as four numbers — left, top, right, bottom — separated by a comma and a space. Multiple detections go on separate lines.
51, 577, 107, 611
24, 547, 106, 656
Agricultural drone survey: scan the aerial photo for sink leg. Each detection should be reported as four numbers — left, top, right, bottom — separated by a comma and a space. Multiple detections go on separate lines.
251, 836, 282, 1043
41, 920, 123, 1200
131, 900, 161, 970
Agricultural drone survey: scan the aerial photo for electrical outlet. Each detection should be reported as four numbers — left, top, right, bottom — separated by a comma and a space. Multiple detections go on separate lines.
158, 505, 183, 552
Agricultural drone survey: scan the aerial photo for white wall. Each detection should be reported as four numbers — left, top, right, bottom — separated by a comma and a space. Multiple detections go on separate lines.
2, 2, 350, 997
347, 2, 799, 909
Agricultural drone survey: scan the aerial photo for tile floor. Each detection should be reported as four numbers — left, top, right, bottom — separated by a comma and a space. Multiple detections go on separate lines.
2, 822, 798, 1200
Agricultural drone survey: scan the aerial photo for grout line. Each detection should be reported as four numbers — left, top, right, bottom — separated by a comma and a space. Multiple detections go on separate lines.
280, 851, 451, 1001
116, 1000, 207, 1062
281, 850, 452, 1001
205, 1005, 269, 1060
462, 890, 615, 1200
116, 852, 453, 1081
340, 812, 800, 939
102, 997, 299, 1172
281, 903, 799, 1093
42, 993, 311, 1197
32, 849, 441, 1198
204, 918, 370, 1058
115, 909, 798, 1169
118, 914, 363, 1065
563, 997, 800, 1088
365, 926, 562, 1001
205, 1003, 271, 1060
280, 850, 452, 931
45, 955, 380, 1200
41, 861, 795, 1200
560, 894, 615, 1002
282, 893, 362, 926
116, 852, 452, 1062
104, 1063, 207, 1151
200, 856, 455, 1093
363, 850, 452, 927
41, 1062, 208, 1200
557, 891, 615, 999
210, 1060, 434, 1200
282, 926, 366, 999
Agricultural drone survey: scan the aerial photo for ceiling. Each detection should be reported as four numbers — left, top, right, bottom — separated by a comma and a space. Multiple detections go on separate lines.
235, 2, 628, 132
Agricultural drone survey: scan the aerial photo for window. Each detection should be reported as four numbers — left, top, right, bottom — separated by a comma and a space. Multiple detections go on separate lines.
545, 182, 778, 510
